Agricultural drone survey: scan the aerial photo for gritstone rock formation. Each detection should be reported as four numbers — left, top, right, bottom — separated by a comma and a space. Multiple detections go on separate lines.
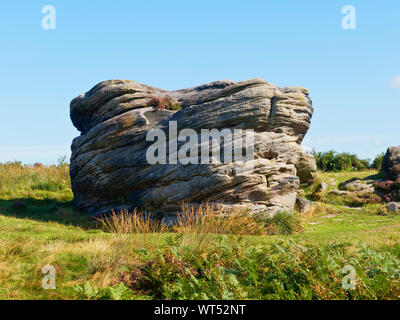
382, 146, 400, 181
69, 78, 313, 217
375, 146, 400, 203
296, 151, 317, 185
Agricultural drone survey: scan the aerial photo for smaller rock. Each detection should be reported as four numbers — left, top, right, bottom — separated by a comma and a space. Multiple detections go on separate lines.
314, 182, 327, 194
387, 202, 400, 213
327, 178, 336, 186
344, 206, 362, 211
295, 198, 317, 215
339, 178, 374, 193
321, 214, 337, 219
329, 190, 349, 196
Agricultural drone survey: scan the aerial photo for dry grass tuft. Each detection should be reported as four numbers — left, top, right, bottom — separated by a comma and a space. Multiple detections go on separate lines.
96, 210, 168, 254
95, 203, 302, 251
173, 202, 265, 236
171, 202, 267, 250
95, 203, 268, 250
96, 209, 164, 234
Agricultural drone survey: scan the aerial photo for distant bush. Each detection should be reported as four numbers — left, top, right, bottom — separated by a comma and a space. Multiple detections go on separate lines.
371, 153, 385, 170
312, 150, 381, 172
33, 162, 43, 169
57, 155, 69, 168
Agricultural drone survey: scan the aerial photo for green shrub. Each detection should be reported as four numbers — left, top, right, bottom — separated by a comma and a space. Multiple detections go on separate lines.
313, 150, 371, 171
371, 153, 385, 170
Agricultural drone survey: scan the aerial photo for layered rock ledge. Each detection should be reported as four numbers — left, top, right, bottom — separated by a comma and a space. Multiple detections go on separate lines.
69, 78, 313, 217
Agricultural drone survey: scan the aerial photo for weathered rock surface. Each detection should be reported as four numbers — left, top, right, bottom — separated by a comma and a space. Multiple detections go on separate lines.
381, 146, 400, 180
328, 190, 349, 196
70, 78, 313, 217
295, 198, 317, 215
387, 202, 400, 213
296, 151, 317, 185
313, 182, 327, 194
339, 178, 375, 194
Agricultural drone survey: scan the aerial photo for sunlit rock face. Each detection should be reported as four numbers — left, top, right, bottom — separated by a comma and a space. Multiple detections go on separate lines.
69, 78, 313, 217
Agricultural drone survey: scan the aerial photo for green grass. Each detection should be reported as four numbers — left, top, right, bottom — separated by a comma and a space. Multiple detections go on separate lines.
1, 164, 400, 300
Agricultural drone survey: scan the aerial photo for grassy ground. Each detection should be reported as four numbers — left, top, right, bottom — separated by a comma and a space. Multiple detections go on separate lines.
1, 163, 400, 300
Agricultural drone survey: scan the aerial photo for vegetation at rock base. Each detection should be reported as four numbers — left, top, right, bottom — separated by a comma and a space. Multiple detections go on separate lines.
375, 178, 400, 202
2, 161, 400, 299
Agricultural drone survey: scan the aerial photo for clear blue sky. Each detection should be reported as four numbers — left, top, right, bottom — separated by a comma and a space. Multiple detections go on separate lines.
1, 0, 399, 164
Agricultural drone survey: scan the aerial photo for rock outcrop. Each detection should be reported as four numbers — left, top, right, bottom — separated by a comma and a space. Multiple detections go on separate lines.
296, 151, 317, 185
69, 79, 313, 217
295, 198, 317, 215
339, 178, 375, 194
375, 146, 400, 202
381, 146, 400, 181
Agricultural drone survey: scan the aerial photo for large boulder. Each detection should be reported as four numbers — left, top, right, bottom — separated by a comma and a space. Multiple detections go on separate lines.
375, 146, 400, 202
381, 146, 400, 180
296, 151, 317, 185
69, 79, 313, 217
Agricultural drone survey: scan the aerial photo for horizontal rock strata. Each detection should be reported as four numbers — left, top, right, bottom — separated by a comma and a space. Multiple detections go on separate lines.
70, 78, 313, 217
